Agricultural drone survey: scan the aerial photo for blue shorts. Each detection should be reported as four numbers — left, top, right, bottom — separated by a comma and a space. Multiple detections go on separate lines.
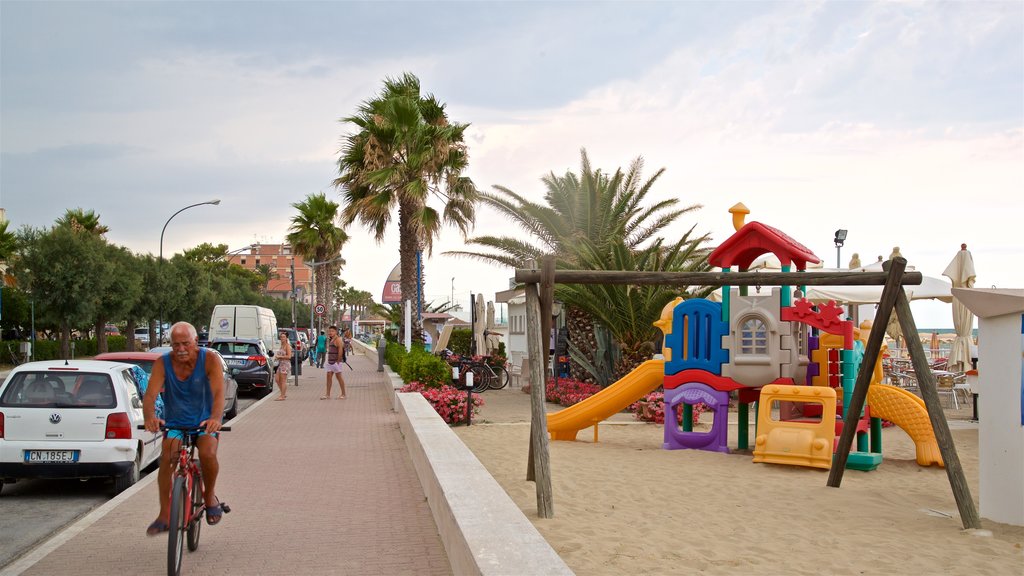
165, 429, 219, 441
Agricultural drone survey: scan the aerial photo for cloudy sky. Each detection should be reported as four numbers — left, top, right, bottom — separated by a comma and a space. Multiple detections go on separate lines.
2, 1, 1021, 329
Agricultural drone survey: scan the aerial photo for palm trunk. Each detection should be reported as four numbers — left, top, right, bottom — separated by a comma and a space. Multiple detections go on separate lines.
567, 306, 595, 383
398, 199, 423, 344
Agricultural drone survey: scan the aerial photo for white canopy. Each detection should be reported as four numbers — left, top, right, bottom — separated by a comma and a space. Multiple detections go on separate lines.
943, 246, 977, 371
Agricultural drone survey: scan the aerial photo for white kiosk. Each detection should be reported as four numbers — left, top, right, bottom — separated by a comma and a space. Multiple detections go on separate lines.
952, 288, 1024, 526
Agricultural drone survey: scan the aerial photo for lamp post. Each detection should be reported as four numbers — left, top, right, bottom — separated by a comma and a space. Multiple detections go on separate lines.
307, 255, 345, 340
159, 199, 220, 344
834, 229, 848, 269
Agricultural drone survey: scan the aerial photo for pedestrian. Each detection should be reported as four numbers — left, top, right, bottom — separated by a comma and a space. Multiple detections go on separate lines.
315, 330, 327, 368
274, 332, 292, 401
322, 325, 347, 399
143, 322, 228, 535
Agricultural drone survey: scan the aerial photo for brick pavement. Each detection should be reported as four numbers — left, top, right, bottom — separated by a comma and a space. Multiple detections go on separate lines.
16, 351, 452, 576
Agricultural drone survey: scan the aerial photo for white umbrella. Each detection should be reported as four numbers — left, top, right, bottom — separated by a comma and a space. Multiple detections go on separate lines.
942, 244, 976, 371
485, 301, 501, 354
473, 294, 487, 355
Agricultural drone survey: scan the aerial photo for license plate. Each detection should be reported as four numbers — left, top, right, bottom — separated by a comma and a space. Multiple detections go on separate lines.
226, 359, 245, 366
25, 450, 80, 463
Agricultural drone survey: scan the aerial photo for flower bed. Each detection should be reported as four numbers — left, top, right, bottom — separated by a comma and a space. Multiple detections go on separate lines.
399, 381, 484, 425
523, 377, 603, 407
630, 391, 708, 426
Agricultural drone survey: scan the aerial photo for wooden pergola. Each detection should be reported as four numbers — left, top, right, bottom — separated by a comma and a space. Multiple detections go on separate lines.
516, 255, 979, 530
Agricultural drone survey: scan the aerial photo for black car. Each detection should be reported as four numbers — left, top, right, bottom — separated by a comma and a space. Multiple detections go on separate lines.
209, 338, 275, 397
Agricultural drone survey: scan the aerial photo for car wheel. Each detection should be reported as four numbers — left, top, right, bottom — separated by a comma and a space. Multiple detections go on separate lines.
114, 456, 140, 495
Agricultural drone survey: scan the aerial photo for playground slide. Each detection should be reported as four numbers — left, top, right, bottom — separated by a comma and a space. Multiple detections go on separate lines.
548, 359, 665, 441
867, 384, 944, 467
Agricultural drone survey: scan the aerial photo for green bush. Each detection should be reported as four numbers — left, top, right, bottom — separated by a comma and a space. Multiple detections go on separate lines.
447, 328, 472, 356
385, 340, 407, 372
398, 348, 450, 389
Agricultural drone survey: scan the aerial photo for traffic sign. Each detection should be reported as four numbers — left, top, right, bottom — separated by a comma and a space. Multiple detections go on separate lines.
314, 303, 326, 316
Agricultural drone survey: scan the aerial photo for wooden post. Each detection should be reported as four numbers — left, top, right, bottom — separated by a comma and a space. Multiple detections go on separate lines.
894, 289, 982, 530
540, 256, 555, 384
525, 279, 554, 518
828, 258, 906, 486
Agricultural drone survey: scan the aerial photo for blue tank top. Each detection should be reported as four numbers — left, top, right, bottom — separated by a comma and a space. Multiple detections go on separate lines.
161, 348, 213, 428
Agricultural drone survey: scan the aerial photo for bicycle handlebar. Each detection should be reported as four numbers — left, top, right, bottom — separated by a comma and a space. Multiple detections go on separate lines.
137, 425, 232, 432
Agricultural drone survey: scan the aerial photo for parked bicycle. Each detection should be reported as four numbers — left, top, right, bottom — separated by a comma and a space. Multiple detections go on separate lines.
140, 425, 231, 576
439, 350, 509, 392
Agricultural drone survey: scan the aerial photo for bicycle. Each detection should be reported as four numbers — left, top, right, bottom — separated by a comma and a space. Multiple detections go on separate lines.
438, 349, 510, 392
140, 425, 231, 576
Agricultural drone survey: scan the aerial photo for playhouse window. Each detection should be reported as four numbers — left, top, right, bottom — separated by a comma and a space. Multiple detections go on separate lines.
740, 318, 769, 355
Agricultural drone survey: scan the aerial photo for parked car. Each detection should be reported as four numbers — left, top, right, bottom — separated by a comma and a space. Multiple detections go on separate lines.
197, 330, 210, 347
133, 328, 150, 347
94, 351, 239, 420
0, 360, 163, 495
104, 324, 120, 337
208, 338, 275, 398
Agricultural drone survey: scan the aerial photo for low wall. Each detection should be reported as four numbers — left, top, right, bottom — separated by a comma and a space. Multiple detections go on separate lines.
395, 392, 573, 576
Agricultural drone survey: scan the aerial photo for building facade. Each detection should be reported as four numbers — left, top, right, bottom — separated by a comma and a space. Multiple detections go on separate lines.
226, 244, 313, 301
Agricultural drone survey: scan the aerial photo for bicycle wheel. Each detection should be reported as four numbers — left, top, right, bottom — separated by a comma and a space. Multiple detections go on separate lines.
167, 476, 187, 576
186, 468, 203, 551
489, 366, 510, 390
469, 365, 491, 392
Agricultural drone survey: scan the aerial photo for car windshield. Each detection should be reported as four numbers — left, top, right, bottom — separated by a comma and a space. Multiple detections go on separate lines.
0, 372, 116, 408
213, 342, 260, 356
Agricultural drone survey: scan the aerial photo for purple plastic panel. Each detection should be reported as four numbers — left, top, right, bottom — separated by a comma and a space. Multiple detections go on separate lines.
663, 382, 731, 453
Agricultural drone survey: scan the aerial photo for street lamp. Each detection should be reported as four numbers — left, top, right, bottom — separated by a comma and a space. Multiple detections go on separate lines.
834, 229, 848, 269
159, 199, 221, 344
307, 254, 345, 337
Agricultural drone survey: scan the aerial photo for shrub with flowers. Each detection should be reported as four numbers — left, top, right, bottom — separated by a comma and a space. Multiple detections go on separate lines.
630, 391, 708, 425
521, 377, 603, 406
399, 381, 484, 426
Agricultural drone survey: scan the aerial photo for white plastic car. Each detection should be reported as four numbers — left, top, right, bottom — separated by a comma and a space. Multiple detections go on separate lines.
0, 360, 162, 495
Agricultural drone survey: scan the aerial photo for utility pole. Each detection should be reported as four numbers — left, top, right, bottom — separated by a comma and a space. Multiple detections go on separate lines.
290, 258, 299, 386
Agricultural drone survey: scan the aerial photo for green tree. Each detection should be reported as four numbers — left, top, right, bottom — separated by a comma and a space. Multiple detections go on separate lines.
285, 193, 348, 311
0, 220, 17, 262
17, 226, 113, 357
55, 208, 110, 236
93, 244, 143, 353
335, 72, 478, 343
252, 264, 278, 294
446, 149, 711, 382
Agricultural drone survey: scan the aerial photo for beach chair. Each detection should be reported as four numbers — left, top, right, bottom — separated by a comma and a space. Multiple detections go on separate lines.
936, 373, 959, 409
511, 358, 530, 389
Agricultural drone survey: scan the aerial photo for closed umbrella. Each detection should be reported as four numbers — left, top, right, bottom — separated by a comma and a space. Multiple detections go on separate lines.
942, 244, 976, 372
474, 294, 487, 356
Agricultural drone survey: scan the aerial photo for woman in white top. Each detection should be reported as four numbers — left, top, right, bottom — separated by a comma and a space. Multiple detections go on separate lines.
275, 332, 293, 401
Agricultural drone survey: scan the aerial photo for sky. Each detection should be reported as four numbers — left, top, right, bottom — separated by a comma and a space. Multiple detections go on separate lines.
2, 1, 1022, 329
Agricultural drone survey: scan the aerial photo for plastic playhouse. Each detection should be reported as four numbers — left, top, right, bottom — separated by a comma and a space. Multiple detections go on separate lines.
546, 203, 944, 471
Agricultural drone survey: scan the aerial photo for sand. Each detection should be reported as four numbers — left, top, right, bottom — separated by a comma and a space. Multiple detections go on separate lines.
453, 389, 1024, 576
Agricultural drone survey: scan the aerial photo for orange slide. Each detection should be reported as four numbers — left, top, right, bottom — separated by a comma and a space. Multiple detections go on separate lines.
547, 359, 665, 441
867, 384, 944, 467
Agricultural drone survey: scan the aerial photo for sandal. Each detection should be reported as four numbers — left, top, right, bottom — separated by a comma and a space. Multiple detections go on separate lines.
206, 499, 230, 525
319, 396, 329, 400
146, 519, 170, 536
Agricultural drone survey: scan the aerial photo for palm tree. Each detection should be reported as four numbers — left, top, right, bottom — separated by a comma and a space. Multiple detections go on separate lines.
446, 149, 712, 382
55, 208, 109, 236
252, 264, 278, 295
286, 193, 348, 312
334, 72, 478, 342
0, 220, 17, 262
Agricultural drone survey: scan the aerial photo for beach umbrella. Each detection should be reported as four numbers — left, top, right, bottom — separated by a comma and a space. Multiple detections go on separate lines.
942, 244, 976, 372
474, 294, 487, 356
485, 301, 501, 354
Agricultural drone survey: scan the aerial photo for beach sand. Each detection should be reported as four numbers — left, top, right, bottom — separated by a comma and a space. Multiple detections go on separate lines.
454, 389, 1023, 576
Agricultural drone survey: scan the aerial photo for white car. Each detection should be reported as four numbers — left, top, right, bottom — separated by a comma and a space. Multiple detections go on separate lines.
0, 360, 162, 495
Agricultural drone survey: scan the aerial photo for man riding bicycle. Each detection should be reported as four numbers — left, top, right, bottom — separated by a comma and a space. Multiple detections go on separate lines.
143, 322, 227, 536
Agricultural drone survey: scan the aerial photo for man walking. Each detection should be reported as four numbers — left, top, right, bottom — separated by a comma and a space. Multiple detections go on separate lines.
314, 330, 327, 368
321, 325, 347, 399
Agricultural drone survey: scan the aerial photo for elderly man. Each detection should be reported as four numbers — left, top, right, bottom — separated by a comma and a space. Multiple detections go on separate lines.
143, 321, 227, 535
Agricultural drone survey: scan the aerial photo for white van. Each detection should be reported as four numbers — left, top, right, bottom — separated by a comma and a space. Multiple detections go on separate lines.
209, 305, 278, 348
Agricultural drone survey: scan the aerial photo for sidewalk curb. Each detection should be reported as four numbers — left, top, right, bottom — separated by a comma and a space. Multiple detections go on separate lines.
388, 366, 573, 575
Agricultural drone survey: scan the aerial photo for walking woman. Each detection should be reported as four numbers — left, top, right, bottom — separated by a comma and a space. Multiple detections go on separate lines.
274, 332, 293, 400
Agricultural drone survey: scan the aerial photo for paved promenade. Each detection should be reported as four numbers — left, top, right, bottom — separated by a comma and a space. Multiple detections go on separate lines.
8, 350, 452, 576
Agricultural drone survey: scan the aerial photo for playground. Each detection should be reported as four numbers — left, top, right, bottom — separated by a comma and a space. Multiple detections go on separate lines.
455, 389, 1023, 575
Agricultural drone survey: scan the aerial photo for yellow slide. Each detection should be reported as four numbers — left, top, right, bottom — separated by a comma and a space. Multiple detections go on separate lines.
867, 384, 944, 467
548, 359, 665, 441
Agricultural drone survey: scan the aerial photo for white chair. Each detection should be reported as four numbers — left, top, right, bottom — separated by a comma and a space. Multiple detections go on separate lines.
511, 358, 530, 389
951, 373, 972, 407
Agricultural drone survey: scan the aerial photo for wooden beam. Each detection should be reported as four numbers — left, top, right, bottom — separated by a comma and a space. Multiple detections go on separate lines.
514, 269, 923, 287
828, 257, 906, 486
894, 289, 982, 530
525, 280, 554, 518
539, 256, 555, 380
